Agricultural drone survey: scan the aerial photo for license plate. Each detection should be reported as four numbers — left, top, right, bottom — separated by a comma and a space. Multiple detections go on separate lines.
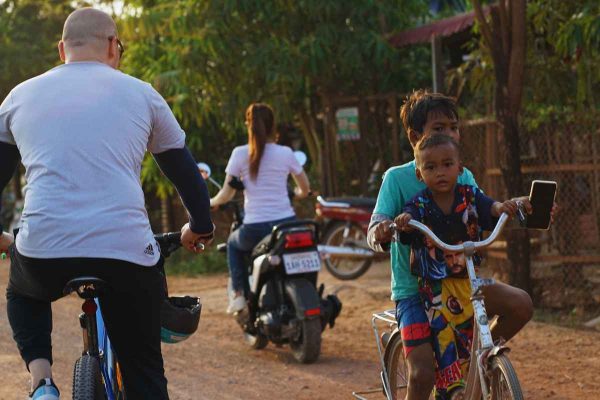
283, 251, 321, 275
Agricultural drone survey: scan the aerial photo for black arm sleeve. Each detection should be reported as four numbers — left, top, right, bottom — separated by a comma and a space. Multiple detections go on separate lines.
153, 146, 213, 235
0, 142, 20, 232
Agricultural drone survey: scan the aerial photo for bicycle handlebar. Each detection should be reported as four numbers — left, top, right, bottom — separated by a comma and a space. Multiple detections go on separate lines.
154, 231, 206, 258
390, 212, 510, 253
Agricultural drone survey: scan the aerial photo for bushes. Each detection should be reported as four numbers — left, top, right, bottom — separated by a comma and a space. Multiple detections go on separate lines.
164, 247, 228, 276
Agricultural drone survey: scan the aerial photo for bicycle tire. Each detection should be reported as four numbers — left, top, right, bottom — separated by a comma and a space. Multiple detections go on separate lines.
383, 334, 409, 400
488, 354, 524, 400
72, 355, 105, 400
323, 221, 372, 280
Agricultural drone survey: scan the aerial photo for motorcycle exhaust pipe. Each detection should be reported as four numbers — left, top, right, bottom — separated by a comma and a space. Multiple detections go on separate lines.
317, 244, 375, 260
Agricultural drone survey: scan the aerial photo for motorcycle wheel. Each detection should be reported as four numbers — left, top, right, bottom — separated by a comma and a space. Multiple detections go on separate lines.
323, 221, 372, 280
290, 318, 321, 363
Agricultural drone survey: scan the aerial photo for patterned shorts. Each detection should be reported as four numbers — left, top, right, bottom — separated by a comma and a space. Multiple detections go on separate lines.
395, 295, 432, 357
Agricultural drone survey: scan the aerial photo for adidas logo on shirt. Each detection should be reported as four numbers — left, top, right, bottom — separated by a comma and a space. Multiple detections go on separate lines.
144, 244, 154, 256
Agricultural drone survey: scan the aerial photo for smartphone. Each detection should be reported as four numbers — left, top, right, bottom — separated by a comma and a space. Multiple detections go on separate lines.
525, 180, 557, 230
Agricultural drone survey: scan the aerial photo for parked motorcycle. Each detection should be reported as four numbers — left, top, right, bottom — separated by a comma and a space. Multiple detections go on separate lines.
200, 163, 342, 363
314, 195, 384, 280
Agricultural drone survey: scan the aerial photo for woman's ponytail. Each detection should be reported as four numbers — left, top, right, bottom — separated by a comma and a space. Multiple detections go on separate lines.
246, 103, 274, 180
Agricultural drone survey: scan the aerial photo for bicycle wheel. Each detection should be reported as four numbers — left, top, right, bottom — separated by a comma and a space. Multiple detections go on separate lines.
323, 221, 372, 280
72, 354, 105, 400
488, 354, 524, 400
384, 334, 409, 400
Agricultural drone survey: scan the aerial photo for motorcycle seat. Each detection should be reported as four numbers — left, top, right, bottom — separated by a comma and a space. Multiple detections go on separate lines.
321, 197, 376, 209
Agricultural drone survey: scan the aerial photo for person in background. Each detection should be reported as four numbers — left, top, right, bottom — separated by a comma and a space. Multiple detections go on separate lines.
210, 103, 310, 314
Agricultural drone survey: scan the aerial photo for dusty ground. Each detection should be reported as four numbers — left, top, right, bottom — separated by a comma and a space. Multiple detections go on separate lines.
1, 258, 599, 400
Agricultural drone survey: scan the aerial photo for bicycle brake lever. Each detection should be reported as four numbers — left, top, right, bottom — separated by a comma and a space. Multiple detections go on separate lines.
516, 201, 527, 227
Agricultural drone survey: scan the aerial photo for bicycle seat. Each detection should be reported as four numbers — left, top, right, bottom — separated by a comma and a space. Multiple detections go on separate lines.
321, 197, 376, 209
63, 277, 108, 299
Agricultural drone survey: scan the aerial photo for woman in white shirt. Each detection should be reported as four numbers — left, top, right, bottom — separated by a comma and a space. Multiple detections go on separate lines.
211, 103, 311, 313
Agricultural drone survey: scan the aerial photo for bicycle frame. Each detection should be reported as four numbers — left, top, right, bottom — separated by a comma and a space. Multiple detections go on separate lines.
78, 295, 122, 400
407, 214, 510, 399
95, 301, 122, 400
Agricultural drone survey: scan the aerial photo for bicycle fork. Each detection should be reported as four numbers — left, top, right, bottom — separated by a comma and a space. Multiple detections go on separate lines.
466, 242, 515, 400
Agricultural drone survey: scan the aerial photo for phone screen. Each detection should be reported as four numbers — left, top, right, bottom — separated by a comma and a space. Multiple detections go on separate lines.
526, 180, 557, 230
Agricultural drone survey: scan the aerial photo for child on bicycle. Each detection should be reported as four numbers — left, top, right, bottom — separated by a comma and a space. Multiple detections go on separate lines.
367, 90, 533, 400
394, 134, 518, 399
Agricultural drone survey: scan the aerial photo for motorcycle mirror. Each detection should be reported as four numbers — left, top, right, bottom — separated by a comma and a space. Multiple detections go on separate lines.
197, 162, 211, 179
293, 151, 307, 166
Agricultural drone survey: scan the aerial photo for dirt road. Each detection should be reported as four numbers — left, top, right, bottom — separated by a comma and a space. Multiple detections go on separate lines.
1, 258, 598, 399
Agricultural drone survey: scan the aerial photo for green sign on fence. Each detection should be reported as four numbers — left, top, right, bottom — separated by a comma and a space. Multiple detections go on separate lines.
335, 107, 360, 141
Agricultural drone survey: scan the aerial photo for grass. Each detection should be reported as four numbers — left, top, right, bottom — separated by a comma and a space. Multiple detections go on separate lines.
163, 247, 228, 276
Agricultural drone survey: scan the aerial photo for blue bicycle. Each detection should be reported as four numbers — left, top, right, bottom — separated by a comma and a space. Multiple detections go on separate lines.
64, 232, 200, 399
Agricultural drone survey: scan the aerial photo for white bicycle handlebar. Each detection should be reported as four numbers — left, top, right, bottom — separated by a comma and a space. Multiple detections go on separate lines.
390, 212, 510, 253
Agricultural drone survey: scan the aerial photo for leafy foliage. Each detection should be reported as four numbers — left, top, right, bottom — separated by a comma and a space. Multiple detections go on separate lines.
455, 0, 600, 124
0, 0, 84, 99
117, 1, 431, 195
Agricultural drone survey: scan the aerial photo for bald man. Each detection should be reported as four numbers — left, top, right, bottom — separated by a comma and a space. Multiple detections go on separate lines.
0, 7, 214, 400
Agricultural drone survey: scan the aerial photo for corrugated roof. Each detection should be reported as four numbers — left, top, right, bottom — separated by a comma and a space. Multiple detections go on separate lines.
389, 7, 491, 47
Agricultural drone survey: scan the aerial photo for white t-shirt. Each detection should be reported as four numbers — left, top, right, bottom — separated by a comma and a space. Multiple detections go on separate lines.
225, 143, 302, 224
0, 62, 186, 266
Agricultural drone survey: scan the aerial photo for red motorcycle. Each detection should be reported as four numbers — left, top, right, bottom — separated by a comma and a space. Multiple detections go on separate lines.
315, 196, 384, 280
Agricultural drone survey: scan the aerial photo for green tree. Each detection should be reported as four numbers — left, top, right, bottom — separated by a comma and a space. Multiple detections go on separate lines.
457, 0, 599, 293
118, 0, 431, 196
0, 0, 83, 100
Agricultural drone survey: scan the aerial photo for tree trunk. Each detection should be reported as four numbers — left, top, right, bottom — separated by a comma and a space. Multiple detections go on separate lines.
474, 0, 531, 293
298, 107, 322, 175
160, 195, 173, 232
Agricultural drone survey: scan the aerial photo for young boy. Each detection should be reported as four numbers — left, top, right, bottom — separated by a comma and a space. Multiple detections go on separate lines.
367, 90, 533, 400
394, 134, 518, 399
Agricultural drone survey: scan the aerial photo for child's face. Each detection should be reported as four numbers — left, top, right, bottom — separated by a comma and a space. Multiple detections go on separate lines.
416, 143, 462, 193
411, 111, 460, 147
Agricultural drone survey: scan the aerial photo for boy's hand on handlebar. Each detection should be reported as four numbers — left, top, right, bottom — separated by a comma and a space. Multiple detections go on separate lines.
511, 195, 558, 225
510, 196, 533, 215
492, 200, 520, 218
373, 219, 394, 244
181, 223, 214, 253
394, 213, 414, 232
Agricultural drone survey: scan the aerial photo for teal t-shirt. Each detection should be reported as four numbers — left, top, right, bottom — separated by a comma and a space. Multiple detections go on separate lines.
373, 160, 478, 301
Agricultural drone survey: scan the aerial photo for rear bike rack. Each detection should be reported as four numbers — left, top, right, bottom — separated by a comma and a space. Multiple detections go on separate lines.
352, 309, 401, 400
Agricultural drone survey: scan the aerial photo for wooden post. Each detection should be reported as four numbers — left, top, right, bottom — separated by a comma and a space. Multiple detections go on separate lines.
160, 195, 172, 232
431, 34, 444, 92
321, 95, 336, 197
389, 93, 399, 164
327, 103, 338, 196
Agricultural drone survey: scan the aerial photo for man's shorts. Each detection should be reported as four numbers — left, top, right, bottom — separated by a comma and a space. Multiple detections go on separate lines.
395, 294, 432, 357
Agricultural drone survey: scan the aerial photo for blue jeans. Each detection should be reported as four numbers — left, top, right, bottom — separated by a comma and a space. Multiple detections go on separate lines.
227, 216, 295, 293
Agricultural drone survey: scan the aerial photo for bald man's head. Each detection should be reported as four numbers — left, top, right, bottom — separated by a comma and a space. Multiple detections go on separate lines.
62, 8, 117, 50
59, 8, 121, 66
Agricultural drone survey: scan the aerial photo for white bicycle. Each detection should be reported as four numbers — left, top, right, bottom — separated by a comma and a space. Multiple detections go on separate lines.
353, 212, 524, 400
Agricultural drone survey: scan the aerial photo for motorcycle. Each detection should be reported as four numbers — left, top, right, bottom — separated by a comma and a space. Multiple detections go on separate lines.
200, 162, 342, 364
314, 195, 385, 280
